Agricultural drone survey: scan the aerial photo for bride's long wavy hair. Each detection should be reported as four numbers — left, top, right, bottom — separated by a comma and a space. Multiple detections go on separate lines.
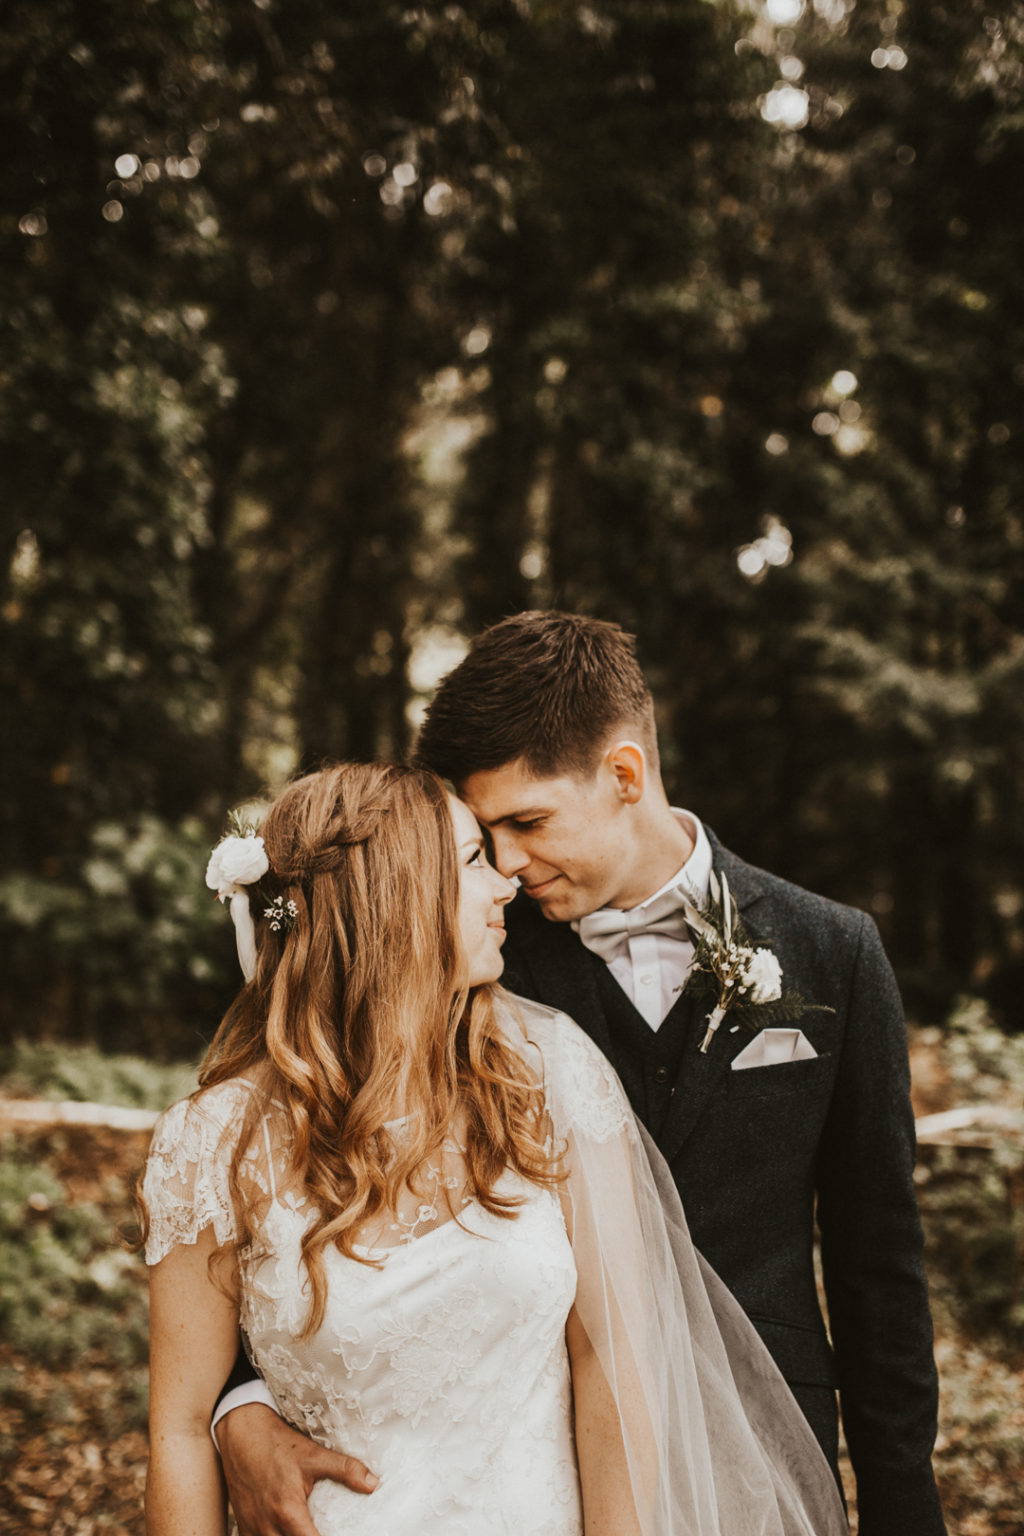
196, 761, 559, 1335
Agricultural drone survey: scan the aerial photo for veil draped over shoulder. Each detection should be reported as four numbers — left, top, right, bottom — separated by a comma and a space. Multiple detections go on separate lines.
510, 995, 848, 1536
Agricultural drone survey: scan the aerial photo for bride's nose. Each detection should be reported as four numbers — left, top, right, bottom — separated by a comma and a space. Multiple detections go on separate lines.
492, 869, 517, 905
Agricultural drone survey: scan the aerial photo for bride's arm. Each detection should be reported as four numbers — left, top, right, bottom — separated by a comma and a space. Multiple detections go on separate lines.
566, 1302, 643, 1536
146, 1224, 239, 1536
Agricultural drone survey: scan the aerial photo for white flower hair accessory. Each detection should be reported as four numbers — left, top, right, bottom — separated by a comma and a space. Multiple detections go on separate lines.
205, 834, 270, 901
205, 816, 270, 982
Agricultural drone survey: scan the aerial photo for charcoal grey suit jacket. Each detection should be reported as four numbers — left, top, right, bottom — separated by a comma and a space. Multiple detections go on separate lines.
502, 830, 946, 1536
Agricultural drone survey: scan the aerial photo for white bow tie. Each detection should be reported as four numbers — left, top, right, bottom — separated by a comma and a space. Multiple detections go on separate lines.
574, 884, 699, 965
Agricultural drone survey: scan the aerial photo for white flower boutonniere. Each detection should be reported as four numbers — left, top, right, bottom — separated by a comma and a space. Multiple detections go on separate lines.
680, 870, 832, 1054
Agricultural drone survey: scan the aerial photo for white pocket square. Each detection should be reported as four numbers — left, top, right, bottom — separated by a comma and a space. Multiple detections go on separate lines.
731, 1028, 819, 1070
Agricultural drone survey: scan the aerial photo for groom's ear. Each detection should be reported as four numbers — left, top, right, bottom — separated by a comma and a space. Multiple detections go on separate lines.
605, 741, 646, 804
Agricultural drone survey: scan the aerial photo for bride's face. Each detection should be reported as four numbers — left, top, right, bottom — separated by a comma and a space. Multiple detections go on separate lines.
449, 796, 516, 986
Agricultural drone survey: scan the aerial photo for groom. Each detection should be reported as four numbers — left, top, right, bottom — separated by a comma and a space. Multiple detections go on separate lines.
216, 611, 946, 1536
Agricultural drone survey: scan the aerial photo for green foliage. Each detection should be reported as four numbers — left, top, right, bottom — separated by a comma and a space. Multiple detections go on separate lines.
0, 1138, 148, 1375
923, 1141, 1024, 1350
0, 812, 236, 1053
0, 1039, 197, 1109
944, 996, 1024, 1100
917, 999, 1024, 1355
0, 0, 1022, 1045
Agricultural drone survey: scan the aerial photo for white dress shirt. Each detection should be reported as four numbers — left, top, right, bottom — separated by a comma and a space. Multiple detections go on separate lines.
572, 809, 712, 1031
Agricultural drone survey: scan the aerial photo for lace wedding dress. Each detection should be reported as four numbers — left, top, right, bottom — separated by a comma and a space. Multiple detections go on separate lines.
143, 998, 847, 1536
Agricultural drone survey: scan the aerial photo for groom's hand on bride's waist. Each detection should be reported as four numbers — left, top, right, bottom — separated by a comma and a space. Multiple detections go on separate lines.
218, 1403, 379, 1536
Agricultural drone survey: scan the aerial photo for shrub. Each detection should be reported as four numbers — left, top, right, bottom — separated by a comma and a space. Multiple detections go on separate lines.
0, 1038, 198, 1109
0, 1137, 148, 1374
917, 998, 1024, 1356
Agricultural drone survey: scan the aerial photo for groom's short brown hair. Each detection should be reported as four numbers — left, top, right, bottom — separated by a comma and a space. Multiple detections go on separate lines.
415, 611, 657, 782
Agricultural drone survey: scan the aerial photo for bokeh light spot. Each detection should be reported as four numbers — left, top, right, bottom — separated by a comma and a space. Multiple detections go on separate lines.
463, 326, 492, 357
737, 517, 794, 581
762, 85, 810, 129
766, 0, 804, 24
423, 181, 454, 216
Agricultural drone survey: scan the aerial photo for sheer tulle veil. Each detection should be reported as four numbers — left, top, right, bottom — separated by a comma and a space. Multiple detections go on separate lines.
509, 994, 848, 1536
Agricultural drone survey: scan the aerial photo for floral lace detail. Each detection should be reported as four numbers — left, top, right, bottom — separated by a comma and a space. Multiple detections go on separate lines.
380, 1153, 471, 1245
357, 1125, 474, 1251
508, 998, 633, 1145
240, 1177, 582, 1534
143, 1079, 263, 1265
143, 1074, 584, 1534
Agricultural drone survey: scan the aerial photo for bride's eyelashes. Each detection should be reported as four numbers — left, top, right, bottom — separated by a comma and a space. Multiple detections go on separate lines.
465, 842, 499, 870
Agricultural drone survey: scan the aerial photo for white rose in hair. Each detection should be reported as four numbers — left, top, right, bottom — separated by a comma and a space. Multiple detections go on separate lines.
743, 948, 783, 1004
205, 835, 269, 900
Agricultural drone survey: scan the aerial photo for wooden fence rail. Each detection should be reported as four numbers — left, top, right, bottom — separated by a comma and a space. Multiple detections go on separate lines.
2, 1098, 1022, 1145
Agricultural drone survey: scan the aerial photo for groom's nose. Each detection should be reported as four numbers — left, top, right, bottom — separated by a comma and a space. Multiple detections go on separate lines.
489, 829, 530, 880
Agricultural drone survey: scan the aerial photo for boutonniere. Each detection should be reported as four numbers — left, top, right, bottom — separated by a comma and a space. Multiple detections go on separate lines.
679, 870, 832, 1054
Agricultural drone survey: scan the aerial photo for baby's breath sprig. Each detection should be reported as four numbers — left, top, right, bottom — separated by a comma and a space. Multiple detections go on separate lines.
264, 895, 299, 933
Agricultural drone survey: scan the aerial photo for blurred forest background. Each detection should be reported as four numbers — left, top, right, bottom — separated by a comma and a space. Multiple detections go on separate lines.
3, 0, 1023, 1057
2, 2, 1024, 1532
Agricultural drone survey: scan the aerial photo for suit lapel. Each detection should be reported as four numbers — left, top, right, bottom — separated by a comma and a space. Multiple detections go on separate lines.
658, 834, 773, 1165
507, 834, 779, 1164
511, 904, 614, 1061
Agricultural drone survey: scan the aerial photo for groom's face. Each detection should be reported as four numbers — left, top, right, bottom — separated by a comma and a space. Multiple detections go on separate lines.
460, 757, 637, 923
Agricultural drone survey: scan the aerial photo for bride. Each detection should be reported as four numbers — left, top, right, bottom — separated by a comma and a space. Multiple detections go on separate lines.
141, 761, 847, 1536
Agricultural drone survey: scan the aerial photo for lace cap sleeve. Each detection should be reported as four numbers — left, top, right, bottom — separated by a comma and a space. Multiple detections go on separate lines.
142, 1079, 254, 1265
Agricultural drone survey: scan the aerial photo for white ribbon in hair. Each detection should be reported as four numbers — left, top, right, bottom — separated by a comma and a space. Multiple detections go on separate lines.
205, 834, 269, 983
228, 889, 258, 981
